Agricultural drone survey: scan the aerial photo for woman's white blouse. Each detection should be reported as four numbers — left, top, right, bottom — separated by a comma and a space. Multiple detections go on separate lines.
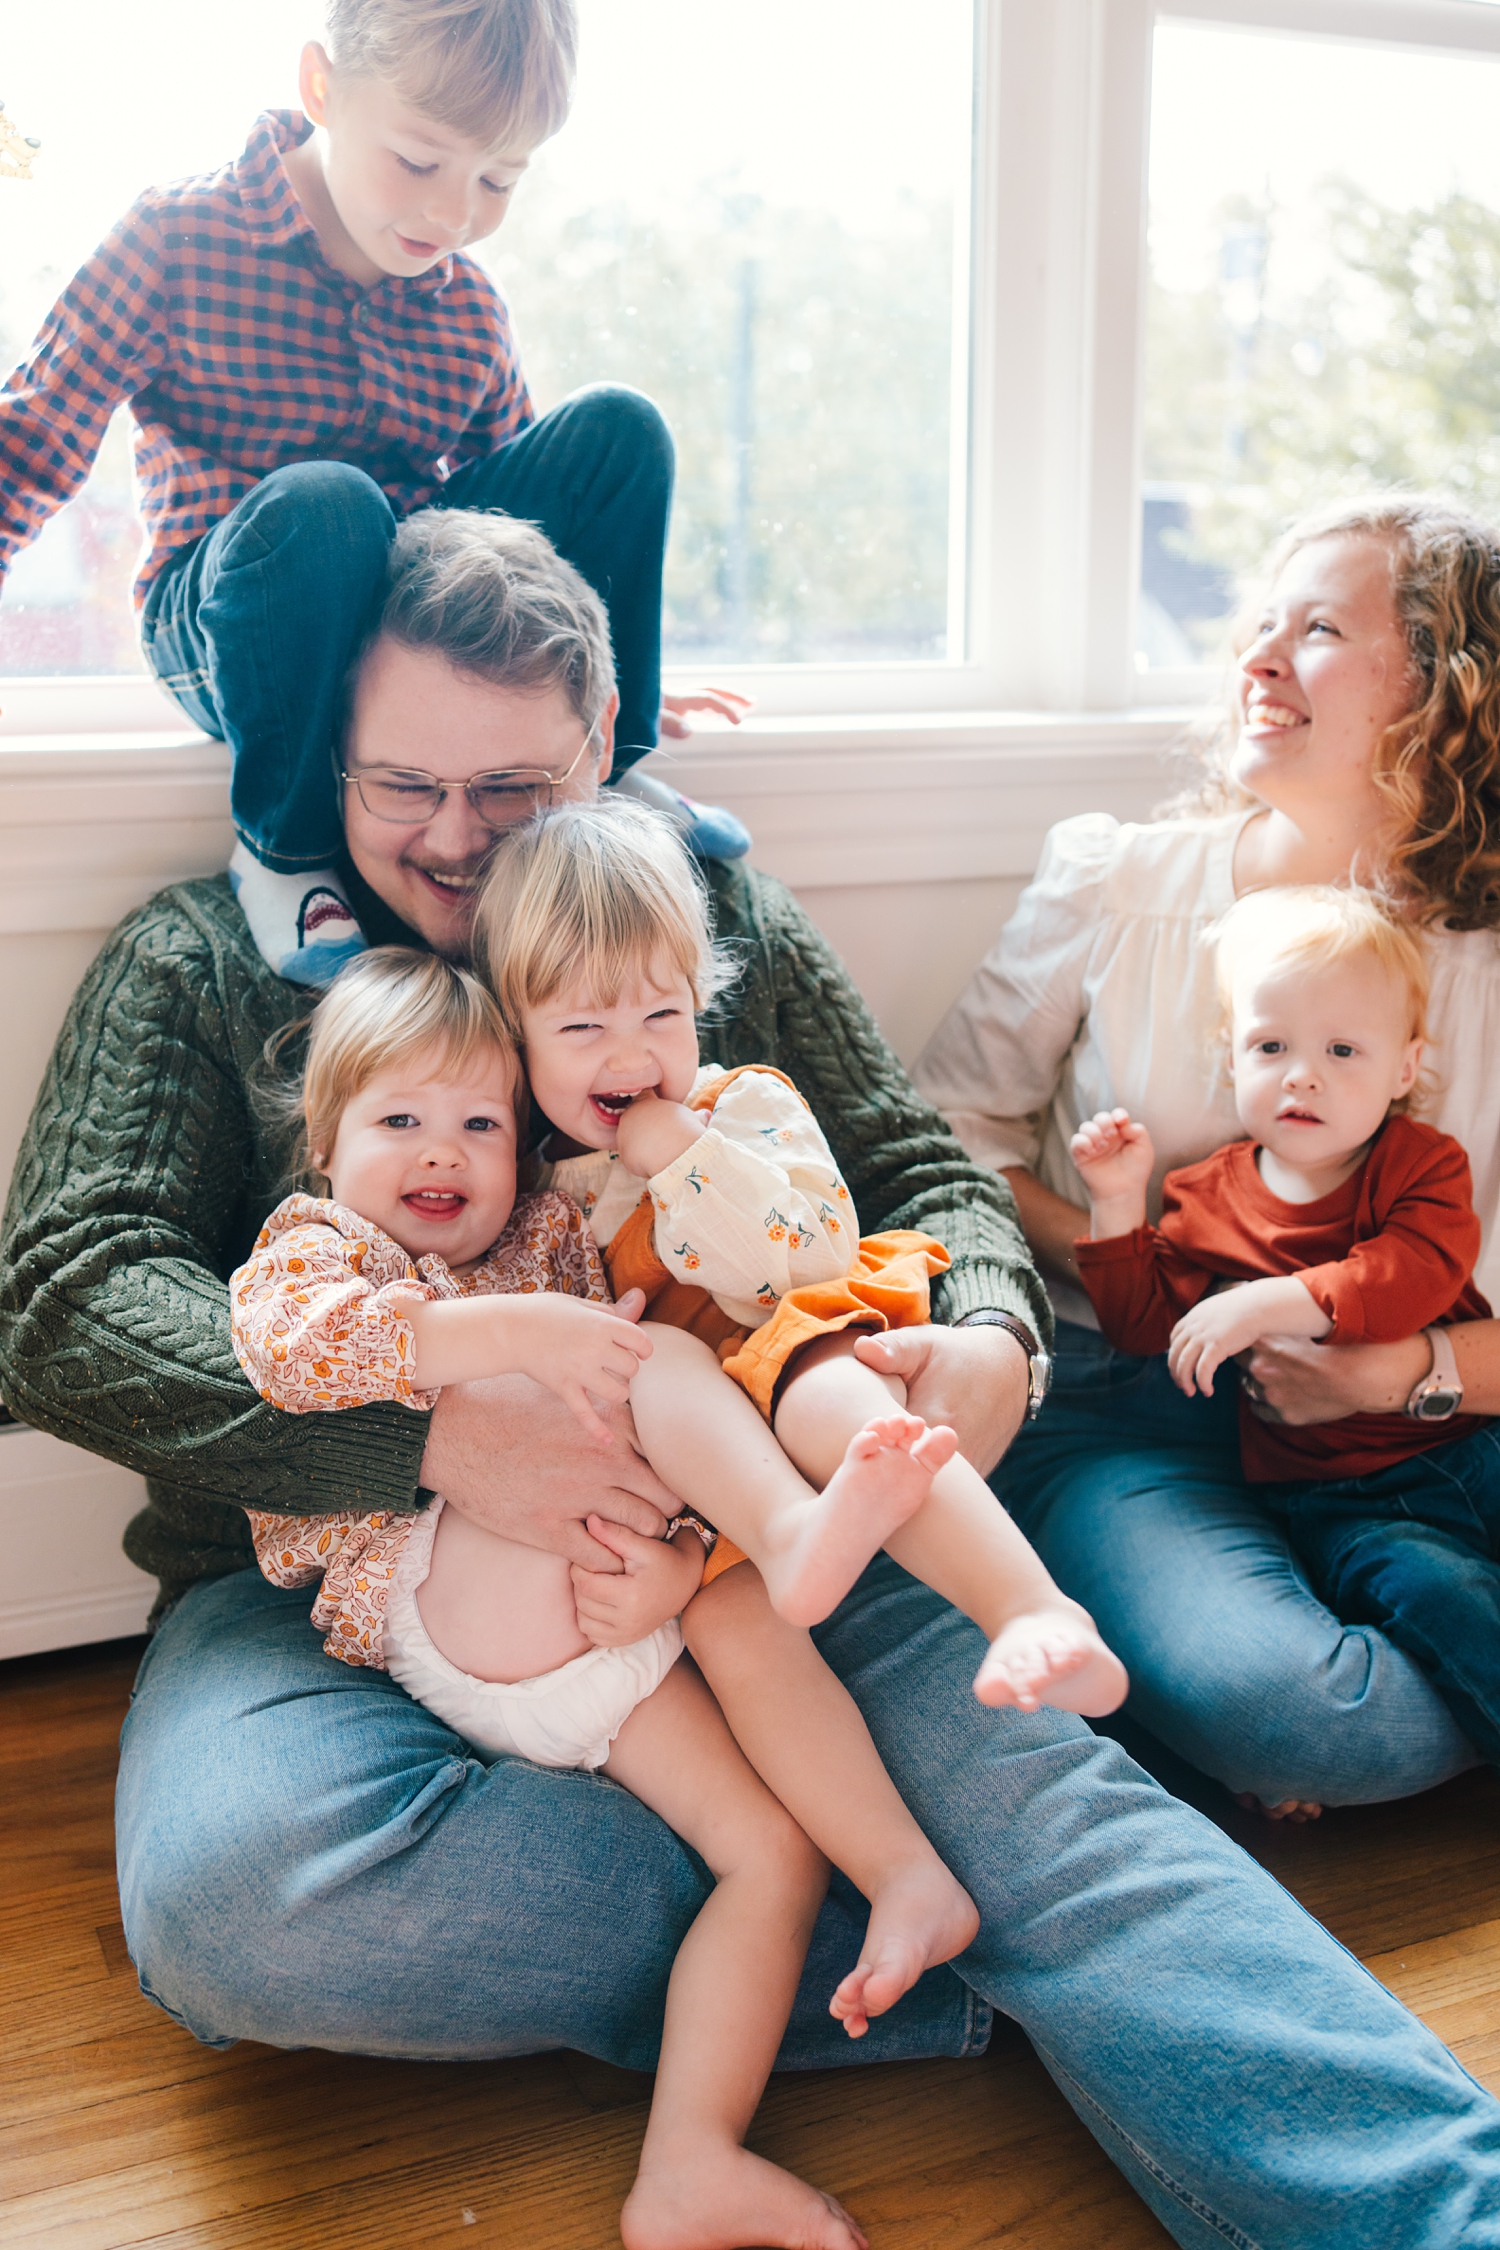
915, 811, 1500, 1327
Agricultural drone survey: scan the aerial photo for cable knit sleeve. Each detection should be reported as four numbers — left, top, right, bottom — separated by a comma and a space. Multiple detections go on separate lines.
230, 1196, 443, 1413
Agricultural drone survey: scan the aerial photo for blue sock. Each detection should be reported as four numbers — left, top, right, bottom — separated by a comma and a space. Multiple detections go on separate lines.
229, 843, 368, 987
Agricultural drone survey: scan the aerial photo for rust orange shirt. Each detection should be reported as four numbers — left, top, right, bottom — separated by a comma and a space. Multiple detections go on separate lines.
1076, 1115, 1491, 1481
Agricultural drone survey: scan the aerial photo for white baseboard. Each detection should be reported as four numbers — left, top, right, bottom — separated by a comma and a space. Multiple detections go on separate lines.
0, 1422, 154, 1659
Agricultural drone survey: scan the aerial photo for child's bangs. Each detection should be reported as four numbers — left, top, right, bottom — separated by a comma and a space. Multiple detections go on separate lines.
368, 0, 577, 151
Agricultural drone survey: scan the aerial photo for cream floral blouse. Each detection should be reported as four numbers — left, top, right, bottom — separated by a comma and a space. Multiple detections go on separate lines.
537, 1064, 859, 1331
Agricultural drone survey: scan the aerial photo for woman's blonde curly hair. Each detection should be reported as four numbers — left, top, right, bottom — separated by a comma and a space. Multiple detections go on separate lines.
1181, 495, 1500, 931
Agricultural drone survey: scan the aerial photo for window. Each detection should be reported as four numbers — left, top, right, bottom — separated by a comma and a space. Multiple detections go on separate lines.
1141, 5, 1500, 674
0, 0, 975, 688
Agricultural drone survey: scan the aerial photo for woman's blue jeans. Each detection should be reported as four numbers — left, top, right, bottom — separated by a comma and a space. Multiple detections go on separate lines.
140, 384, 673, 873
994, 1321, 1481, 1808
117, 1555, 1500, 2246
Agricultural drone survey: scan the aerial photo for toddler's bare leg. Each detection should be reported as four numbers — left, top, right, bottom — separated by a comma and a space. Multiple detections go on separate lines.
603, 1658, 865, 2250
629, 1324, 955, 1628
684, 1562, 978, 2040
774, 1335, 1128, 1716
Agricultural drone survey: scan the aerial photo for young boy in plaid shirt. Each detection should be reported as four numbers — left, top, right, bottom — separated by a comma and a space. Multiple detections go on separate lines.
0, 0, 748, 983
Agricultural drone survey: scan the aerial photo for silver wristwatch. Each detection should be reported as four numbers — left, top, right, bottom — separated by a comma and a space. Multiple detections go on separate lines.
1404, 1325, 1464, 1423
956, 1311, 1051, 1420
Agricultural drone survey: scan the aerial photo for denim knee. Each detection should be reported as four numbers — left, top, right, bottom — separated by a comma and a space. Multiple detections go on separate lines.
556, 381, 675, 487
217, 460, 397, 587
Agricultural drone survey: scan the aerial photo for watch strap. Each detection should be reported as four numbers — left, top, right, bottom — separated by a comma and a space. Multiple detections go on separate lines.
1425, 1324, 1460, 1390
955, 1310, 1038, 1357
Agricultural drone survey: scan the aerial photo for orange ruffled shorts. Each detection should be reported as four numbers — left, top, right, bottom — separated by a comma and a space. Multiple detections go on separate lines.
604, 1197, 950, 1583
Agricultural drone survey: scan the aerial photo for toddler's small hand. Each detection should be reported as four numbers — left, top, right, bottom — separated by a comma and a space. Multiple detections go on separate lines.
1070, 1107, 1153, 1186
1168, 1292, 1256, 1397
1069, 1109, 1154, 1239
571, 1514, 705, 1645
614, 1087, 705, 1179
512, 1294, 654, 1444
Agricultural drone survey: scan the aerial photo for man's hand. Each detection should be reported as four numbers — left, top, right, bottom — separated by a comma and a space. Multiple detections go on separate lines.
658, 687, 753, 739
1240, 1331, 1430, 1426
571, 1515, 706, 1647
614, 1087, 706, 1180
419, 1375, 678, 1573
853, 1323, 1029, 1478
1168, 1277, 1329, 1399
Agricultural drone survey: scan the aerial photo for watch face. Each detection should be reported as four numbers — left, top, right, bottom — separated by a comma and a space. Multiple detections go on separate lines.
1413, 1388, 1462, 1423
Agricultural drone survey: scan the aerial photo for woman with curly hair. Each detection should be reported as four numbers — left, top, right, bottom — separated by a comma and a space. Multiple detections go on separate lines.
914, 494, 1500, 1820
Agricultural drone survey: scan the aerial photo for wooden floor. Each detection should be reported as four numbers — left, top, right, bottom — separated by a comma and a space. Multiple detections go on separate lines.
4, 1642, 1499, 2250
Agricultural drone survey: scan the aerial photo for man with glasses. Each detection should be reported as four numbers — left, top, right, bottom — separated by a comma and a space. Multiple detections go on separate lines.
7, 507, 1500, 2248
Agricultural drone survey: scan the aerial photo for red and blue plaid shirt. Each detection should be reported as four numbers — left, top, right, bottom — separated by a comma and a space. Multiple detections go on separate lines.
0, 111, 534, 604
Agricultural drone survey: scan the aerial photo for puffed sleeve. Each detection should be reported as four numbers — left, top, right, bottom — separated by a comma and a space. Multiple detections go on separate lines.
649, 1069, 859, 1305
229, 1196, 442, 1413
914, 814, 1120, 1174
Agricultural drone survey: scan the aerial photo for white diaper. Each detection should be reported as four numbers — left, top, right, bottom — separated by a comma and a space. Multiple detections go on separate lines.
382, 1499, 684, 1769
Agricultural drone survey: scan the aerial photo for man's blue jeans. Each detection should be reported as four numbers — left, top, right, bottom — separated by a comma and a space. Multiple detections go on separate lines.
117, 1554, 1500, 2246
140, 385, 673, 873
993, 1321, 1480, 1808
1270, 1422, 1500, 1768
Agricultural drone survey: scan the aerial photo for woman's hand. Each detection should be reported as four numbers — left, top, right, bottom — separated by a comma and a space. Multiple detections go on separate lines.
570, 1515, 706, 1646
1069, 1108, 1154, 1237
1239, 1330, 1432, 1425
658, 687, 753, 738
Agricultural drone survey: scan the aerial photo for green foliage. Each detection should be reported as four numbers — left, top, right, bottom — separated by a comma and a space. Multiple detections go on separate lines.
486, 185, 955, 663
1146, 183, 1500, 657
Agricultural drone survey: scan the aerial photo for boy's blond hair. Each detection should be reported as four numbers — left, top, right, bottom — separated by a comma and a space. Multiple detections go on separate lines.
1211, 886, 1431, 1114
475, 798, 739, 1035
296, 945, 518, 1174
325, 0, 576, 150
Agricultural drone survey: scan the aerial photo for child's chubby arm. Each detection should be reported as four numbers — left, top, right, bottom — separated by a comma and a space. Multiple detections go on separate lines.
569, 1514, 707, 1647
1167, 1276, 1332, 1399
614, 1086, 708, 1178
406, 1287, 652, 1447
1069, 1109, 1155, 1237
626, 1069, 860, 1299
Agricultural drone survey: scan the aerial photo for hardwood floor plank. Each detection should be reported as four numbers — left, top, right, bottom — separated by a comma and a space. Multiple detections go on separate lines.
3, 1637, 1495, 2250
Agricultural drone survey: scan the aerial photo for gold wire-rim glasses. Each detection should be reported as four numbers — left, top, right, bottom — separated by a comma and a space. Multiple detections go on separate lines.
340, 731, 598, 830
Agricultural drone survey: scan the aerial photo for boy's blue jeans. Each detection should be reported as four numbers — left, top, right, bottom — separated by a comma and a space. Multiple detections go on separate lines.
140, 384, 673, 873
1268, 1422, 1500, 1768
117, 1553, 1500, 2247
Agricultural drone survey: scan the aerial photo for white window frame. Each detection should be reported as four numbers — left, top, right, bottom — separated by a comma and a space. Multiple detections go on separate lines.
7, 0, 1500, 737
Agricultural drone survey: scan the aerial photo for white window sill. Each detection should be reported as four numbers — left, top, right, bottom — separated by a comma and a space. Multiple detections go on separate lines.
0, 702, 1206, 933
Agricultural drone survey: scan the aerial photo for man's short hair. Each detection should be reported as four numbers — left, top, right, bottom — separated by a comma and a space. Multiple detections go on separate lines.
325, 0, 576, 150
373, 508, 617, 733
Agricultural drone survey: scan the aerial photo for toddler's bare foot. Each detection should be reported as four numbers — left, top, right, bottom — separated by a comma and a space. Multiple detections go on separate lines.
622, 2139, 867, 2250
973, 1609, 1128, 1716
761, 1413, 959, 1629
1233, 1790, 1324, 1823
829, 1857, 980, 2040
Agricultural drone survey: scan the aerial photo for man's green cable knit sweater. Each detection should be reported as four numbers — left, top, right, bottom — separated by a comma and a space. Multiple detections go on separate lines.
0, 865, 1047, 1619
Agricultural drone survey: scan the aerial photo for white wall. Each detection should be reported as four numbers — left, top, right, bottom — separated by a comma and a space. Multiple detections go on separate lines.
0, 715, 1183, 1652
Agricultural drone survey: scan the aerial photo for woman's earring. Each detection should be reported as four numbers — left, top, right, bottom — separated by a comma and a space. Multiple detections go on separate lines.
0, 102, 41, 180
